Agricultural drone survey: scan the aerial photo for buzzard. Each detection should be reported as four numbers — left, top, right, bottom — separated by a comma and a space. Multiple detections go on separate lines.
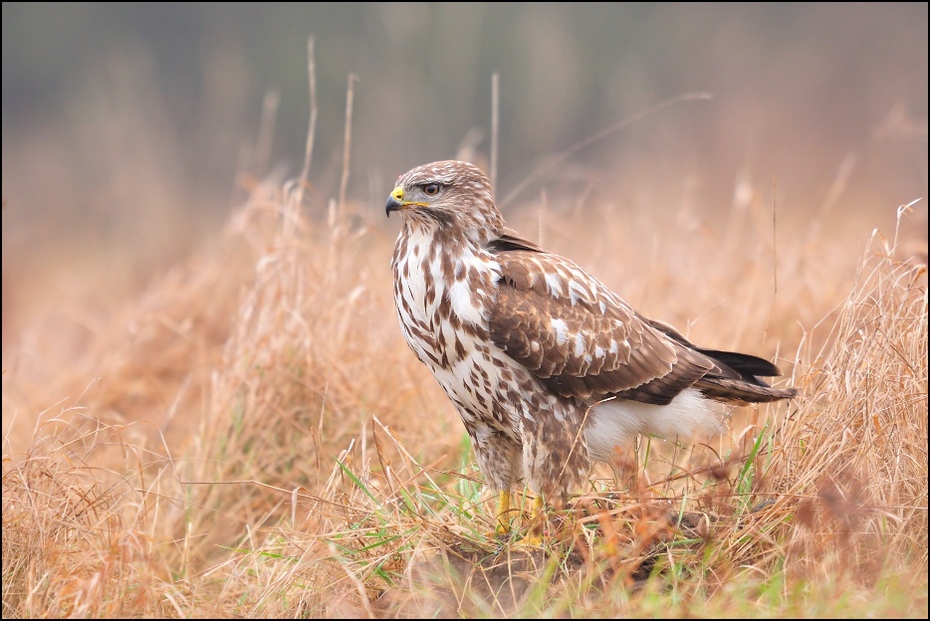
386, 160, 796, 533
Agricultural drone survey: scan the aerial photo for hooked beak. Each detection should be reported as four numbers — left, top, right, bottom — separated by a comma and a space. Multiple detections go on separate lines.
385, 186, 429, 217
385, 186, 406, 217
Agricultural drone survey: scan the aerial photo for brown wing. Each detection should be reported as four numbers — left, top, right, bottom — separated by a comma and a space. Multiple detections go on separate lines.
486, 239, 716, 406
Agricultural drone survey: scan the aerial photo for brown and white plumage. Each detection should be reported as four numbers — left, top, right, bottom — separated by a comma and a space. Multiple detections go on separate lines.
386, 160, 796, 528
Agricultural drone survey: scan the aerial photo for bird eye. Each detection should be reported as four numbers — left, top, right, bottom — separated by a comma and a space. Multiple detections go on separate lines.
422, 183, 441, 196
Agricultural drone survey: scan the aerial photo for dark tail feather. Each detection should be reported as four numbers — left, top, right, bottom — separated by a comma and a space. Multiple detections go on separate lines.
697, 349, 797, 404
697, 349, 783, 384
641, 315, 798, 404
696, 377, 798, 405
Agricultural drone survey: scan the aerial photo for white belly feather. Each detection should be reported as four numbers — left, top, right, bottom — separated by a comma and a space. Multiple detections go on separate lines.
392, 232, 510, 423
584, 388, 724, 462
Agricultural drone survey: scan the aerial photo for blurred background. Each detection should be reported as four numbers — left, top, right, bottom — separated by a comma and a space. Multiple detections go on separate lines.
2, 2, 927, 345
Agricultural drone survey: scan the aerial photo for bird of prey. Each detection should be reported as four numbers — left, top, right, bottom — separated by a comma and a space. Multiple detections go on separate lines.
385, 160, 796, 534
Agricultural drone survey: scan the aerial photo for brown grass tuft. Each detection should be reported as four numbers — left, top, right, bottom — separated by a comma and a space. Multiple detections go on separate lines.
767, 224, 928, 579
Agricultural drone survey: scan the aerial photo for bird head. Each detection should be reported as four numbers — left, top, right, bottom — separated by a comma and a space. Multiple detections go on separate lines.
385, 160, 504, 243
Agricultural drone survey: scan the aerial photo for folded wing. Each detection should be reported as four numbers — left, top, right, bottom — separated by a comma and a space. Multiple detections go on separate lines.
486, 234, 796, 406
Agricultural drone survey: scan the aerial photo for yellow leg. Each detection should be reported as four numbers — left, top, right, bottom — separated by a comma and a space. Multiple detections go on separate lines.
491, 491, 547, 543
531, 494, 544, 521
518, 492, 546, 546
495, 490, 512, 535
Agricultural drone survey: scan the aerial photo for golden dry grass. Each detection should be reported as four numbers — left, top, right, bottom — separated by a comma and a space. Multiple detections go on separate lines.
2, 140, 928, 616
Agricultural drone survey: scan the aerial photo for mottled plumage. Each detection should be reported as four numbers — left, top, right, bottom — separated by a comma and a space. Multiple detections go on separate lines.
386, 160, 796, 528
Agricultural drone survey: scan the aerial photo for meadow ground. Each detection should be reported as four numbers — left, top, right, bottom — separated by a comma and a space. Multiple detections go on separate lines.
2, 117, 928, 616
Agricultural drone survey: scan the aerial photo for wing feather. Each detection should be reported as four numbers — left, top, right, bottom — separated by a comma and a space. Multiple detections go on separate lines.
487, 241, 713, 405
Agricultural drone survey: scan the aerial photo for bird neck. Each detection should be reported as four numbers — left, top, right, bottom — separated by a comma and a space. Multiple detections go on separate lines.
401, 217, 499, 251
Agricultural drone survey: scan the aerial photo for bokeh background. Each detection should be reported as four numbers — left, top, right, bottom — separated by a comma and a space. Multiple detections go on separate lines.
3, 2, 927, 347
2, 9, 928, 615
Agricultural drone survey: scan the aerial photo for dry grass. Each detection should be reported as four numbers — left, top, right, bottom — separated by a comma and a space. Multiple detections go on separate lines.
3, 142, 927, 616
